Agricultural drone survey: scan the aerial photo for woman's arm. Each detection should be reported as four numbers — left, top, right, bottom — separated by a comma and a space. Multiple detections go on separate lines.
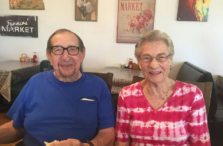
186, 87, 211, 146
115, 92, 131, 146
0, 120, 25, 144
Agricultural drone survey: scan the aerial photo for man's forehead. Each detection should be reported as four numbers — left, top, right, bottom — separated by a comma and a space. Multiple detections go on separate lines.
54, 31, 78, 39
51, 32, 79, 44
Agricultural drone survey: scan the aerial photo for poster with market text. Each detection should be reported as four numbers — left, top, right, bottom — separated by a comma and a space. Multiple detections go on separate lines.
117, 0, 156, 43
0, 15, 38, 37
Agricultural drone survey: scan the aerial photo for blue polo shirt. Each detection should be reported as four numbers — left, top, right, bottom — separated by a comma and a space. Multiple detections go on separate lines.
7, 71, 115, 146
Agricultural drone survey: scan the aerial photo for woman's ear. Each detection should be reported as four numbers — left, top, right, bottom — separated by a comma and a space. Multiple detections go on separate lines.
136, 57, 141, 66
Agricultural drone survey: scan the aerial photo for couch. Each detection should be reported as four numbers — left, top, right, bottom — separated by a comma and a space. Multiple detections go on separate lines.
176, 61, 218, 120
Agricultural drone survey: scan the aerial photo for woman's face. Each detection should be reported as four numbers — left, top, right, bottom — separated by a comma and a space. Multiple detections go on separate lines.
137, 41, 173, 84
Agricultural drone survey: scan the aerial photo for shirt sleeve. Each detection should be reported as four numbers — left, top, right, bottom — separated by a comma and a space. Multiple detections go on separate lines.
186, 87, 211, 146
98, 81, 116, 129
115, 90, 131, 142
6, 83, 28, 128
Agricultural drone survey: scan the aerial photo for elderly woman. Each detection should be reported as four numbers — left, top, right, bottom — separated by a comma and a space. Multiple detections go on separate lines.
115, 30, 210, 146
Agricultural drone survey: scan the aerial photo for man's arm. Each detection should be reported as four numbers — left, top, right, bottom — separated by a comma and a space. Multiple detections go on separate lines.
51, 127, 115, 146
90, 127, 115, 146
0, 120, 25, 144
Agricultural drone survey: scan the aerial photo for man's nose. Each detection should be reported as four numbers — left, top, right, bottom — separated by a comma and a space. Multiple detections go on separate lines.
61, 50, 70, 60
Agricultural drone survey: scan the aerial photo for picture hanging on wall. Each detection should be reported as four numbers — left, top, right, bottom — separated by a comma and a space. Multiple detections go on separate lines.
177, 0, 210, 22
9, 0, 45, 10
116, 0, 156, 43
75, 0, 98, 21
0, 15, 38, 37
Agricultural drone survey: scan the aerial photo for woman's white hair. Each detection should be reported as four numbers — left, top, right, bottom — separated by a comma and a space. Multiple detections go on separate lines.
135, 30, 174, 59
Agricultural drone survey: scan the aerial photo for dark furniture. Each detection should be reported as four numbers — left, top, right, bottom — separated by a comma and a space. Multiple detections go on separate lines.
176, 61, 217, 120
99, 66, 144, 111
99, 66, 143, 94
132, 76, 144, 84
0, 60, 40, 110
87, 72, 113, 92
39, 59, 54, 72
186, 81, 213, 116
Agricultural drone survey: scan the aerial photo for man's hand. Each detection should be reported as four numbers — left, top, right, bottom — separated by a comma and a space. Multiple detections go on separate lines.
49, 139, 89, 146
47, 127, 115, 146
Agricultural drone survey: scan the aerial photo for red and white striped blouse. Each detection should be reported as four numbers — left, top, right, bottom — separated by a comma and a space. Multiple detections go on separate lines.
115, 80, 210, 146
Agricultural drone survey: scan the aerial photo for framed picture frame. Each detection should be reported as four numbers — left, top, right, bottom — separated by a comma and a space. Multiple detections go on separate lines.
177, 0, 210, 22
9, 0, 45, 10
116, 0, 156, 43
75, 0, 98, 21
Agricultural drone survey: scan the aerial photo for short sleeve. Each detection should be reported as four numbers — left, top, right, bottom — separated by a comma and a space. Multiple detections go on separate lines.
115, 90, 131, 142
98, 81, 115, 129
7, 83, 28, 128
186, 86, 211, 146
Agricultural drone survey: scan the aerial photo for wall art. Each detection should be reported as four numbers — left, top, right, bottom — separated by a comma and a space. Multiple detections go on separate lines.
9, 0, 45, 10
177, 0, 210, 22
75, 0, 98, 21
117, 0, 156, 43
0, 15, 38, 37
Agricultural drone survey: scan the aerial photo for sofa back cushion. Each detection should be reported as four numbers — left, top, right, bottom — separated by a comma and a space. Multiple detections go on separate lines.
176, 62, 206, 82
176, 61, 218, 119
40, 60, 54, 72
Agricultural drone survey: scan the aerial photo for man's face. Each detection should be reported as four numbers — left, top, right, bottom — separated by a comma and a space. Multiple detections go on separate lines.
47, 32, 85, 82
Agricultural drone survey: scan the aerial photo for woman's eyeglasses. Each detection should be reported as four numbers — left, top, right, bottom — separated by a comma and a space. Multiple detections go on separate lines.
140, 54, 172, 63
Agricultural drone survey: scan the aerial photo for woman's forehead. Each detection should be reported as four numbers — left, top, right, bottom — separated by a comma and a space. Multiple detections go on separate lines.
140, 41, 168, 54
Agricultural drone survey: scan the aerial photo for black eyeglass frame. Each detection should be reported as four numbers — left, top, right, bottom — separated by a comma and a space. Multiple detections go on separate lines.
51, 45, 80, 56
140, 54, 173, 63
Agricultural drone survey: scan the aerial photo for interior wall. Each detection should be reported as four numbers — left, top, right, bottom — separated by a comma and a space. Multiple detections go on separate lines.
0, 0, 223, 79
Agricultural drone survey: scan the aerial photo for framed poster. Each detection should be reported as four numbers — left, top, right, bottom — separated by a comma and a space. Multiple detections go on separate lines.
75, 0, 98, 21
9, 0, 45, 10
177, 0, 210, 22
0, 15, 38, 37
117, 0, 156, 43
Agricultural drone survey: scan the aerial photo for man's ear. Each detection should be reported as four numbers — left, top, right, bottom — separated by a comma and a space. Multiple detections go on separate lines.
80, 49, 86, 64
46, 51, 52, 63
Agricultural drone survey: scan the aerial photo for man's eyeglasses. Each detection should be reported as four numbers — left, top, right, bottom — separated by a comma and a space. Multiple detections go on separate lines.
140, 54, 172, 63
51, 46, 79, 56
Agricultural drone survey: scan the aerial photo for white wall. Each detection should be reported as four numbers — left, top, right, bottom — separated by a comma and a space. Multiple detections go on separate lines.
0, 0, 223, 79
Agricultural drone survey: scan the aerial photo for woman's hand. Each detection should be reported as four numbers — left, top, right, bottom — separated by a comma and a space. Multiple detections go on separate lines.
50, 139, 89, 146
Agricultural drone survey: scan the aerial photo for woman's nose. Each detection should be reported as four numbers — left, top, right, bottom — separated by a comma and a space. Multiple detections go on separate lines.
149, 57, 159, 68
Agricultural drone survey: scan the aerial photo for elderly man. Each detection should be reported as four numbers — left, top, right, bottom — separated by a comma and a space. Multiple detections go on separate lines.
0, 29, 115, 146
